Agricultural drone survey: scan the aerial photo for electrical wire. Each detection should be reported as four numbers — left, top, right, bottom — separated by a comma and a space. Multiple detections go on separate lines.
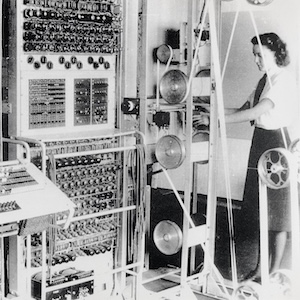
208, 0, 238, 288
221, 0, 241, 81
126, 143, 146, 264
182, 0, 210, 102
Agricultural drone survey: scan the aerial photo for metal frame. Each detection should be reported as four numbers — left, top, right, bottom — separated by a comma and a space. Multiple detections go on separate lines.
134, 1, 242, 299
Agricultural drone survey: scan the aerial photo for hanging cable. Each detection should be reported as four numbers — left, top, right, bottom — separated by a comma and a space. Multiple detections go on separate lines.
182, 0, 210, 102
162, 167, 231, 299
126, 142, 146, 264
208, 0, 238, 288
197, 0, 207, 27
221, 0, 241, 81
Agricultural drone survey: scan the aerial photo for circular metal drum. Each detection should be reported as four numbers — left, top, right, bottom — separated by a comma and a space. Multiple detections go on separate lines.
159, 69, 188, 104
156, 44, 172, 64
153, 220, 183, 255
192, 130, 209, 142
232, 282, 262, 300
258, 148, 294, 189
155, 135, 186, 169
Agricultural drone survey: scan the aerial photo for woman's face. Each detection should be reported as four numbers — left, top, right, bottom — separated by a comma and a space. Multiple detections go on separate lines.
252, 44, 276, 72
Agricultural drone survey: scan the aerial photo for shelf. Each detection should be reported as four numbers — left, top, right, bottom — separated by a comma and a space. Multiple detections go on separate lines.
43, 275, 94, 292
142, 267, 181, 285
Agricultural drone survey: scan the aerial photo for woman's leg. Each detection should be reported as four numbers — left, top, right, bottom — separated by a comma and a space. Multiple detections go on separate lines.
269, 230, 287, 274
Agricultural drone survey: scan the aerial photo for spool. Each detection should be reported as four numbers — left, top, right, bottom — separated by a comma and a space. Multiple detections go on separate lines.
155, 135, 186, 169
159, 69, 188, 104
153, 220, 182, 255
156, 44, 172, 64
258, 148, 294, 189
192, 130, 209, 142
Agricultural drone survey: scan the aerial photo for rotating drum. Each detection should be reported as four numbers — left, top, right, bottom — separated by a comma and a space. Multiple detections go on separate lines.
155, 135, 186, 169
192, 130, 209, 142
153, 220, 183, 255
159, 69, 188, 104
156, 44, 172, 64
258, 148, 294, 189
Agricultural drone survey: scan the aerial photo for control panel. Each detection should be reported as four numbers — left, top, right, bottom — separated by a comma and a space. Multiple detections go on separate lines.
0, 163, 38, 195
20, 134, 136, 299
5, 0, 122, 139
0, 160, 74, 225
32, 268, 94, 300
29, 147, 121, 269
22, 0, 121, 54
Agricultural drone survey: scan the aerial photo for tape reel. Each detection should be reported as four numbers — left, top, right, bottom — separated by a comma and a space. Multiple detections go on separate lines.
258, 148, 294, 189
156, 44, 172, 64
159, 69, 188, 104
155, 135, 186, 169
153, 220, 182, 255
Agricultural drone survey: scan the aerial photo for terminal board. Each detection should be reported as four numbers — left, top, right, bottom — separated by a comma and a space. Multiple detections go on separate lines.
0, 160, 74, 226
5, 0, 122, 139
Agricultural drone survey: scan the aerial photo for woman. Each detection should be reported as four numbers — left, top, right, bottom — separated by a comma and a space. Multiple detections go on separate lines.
193, 32, 297, 280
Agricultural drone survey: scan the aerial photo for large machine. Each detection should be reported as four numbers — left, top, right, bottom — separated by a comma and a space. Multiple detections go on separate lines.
5, 0, 120, 141
1, 1, 146, 300
1, 0, 299, 300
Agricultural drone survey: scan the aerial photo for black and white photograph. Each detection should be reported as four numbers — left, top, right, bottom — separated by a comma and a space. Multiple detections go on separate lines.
0, 0, 299, 299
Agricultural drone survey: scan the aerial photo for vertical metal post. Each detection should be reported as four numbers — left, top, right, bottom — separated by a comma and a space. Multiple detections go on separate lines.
203, 0, 220, 292
180, 0, 196, 285
120, 150, 130, 292
7, 0, 18, 160
41, 231, 47, 300
258, 180, 269, 288
0, 236, 4, 299
115, 0, 124, 130
0, 0, 3, 161
190, 163, 199, 273
136, 0, 149, 136
144, 185, 151, 269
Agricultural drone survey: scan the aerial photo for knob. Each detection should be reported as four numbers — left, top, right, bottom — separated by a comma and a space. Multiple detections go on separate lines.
33, 61, 41, 69
40, 56, 47, 64
47, 61, 53, 69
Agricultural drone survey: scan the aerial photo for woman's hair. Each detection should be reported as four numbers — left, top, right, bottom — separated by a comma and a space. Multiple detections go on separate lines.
251, 32, 290, 66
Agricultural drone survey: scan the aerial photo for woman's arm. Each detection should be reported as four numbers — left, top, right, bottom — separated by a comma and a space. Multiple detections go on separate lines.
224, 99, 251, 115
193, 98, 274, 126
225, 98, 274, 123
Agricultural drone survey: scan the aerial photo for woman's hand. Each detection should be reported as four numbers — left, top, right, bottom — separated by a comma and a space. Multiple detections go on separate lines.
193, 113, 210, 127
